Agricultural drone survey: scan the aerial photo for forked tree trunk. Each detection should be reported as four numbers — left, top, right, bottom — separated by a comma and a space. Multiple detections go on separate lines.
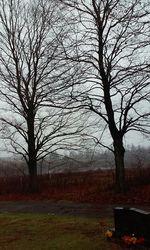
113, 137, 125, 193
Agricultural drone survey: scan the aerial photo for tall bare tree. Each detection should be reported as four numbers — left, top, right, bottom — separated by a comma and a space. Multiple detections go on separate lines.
0, 0, 84, 191
60, 0, 150, 192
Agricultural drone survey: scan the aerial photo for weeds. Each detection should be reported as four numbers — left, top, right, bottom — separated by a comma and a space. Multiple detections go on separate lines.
0, 168, 149, 204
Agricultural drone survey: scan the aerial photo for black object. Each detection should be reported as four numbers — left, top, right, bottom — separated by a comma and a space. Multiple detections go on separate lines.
114, 207, 150, 246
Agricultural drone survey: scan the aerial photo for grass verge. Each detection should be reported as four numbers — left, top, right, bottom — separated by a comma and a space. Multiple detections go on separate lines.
0, 213, 123, 250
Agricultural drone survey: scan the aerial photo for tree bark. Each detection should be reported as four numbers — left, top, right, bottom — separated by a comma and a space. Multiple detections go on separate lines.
113, 137, 125, 193
28, 156, 38, 193
27, 112, 38, 192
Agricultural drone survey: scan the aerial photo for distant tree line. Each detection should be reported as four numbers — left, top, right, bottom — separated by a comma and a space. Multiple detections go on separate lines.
0, 146, 149, 177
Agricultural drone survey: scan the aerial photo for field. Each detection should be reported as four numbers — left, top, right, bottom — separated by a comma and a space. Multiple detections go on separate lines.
0, 213, 124, 250
0, 168, 149, 204
0, 168, 149, 250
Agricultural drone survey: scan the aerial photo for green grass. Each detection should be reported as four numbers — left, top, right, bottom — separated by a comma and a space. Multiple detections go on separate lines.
0, 213, 123, 250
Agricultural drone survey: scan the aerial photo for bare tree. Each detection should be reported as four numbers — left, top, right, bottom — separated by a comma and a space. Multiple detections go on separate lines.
0, 0, 84, 191
60, 0, 150, 192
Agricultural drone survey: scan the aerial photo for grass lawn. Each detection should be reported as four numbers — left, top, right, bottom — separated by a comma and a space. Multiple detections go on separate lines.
0, 213, 123, 250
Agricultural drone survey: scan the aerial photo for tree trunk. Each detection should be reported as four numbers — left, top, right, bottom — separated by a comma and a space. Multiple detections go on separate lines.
28, 156, 38, 192
113, 137, 125, 193
27, 113, 38, 192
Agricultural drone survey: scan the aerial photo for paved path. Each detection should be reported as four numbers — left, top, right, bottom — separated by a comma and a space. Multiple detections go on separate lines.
0, 201, 149, 218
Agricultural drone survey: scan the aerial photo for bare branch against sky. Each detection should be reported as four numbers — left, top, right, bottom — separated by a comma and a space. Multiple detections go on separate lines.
0, 0, 86, 189
59, 0, 150, 191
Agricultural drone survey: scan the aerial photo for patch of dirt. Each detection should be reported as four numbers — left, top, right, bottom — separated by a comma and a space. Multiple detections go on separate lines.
0, 200, 149, 218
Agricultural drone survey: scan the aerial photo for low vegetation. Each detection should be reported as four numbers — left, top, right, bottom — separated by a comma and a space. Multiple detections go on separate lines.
0, 165, 149, 249
0, 213, 124, 250
0, 168, 149, 204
